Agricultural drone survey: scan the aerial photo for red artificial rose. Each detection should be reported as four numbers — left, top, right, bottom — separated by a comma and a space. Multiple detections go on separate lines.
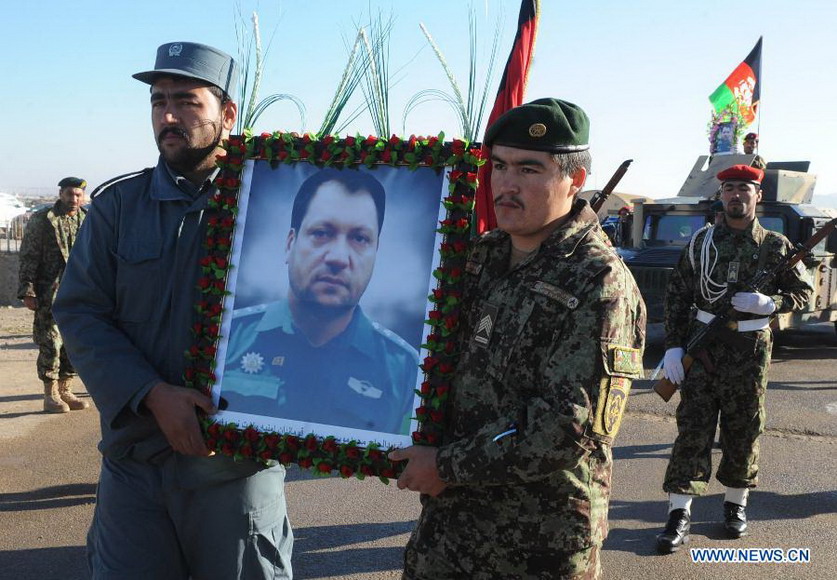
278, 150, 289, 161
322, 135, 335, 146
345, 136, 356, 146
206, 438, 217, 449
436, 385, 450, 397
439, 363, 454, 374
367, 449, 383, 461
415, 406, 428, 418
302, 133, 312, 144
224, 429, 239, 442
425, 432, 439, 445
197, 277, 211, 289
322, 439, 338, 453
423, 155, 434, 165
206, 323, 219, 337
317, 462, 332, 474
208, 303, 223, 316
279, 452, 293, 464
381, 150, 392, 163
285, 435, 300, 450
240, 444, 254, 457
298, 457, 313, 469
450, 267, 462, 278
299, 149, 310, 160
244, 427, 260, 442
388, 134, 400, 146
260, 132, 272, 139
340, 465, 354, 478
407, 135, 418, 150
449, 170, 463, 182
199, 256, 212, 267
214, 257, 227, 269
213, 280, 225, 292
221, 443, 234, 456
444, 341, 456, 355
364, 135, 377, 146
428, 311, 442, 320
451, 140, 466, 155
412, 431, 423, 443
360, 465, 374, 476
420, 381, 432, 396
189, 345, 200, 357
264, 434, 280, 449
430, 410, 444, 423
427, 136, 439, 147
444, 317, 457, 331
466, 172, 478, 183
345, 446, 361, 459
305, 436, 319, 451
422, 357, 438, 371
320, 150, 332, 162
207, 422, 221, 437
259, 450, 272, 461
221, 216, 234, 228
359, 150, 369, 162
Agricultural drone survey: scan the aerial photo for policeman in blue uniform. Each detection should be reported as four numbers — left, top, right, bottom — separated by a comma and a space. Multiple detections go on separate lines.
221, 168, 419, 435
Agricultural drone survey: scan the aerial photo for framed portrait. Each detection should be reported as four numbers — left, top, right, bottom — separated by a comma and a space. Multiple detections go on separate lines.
185, 132, 483, 480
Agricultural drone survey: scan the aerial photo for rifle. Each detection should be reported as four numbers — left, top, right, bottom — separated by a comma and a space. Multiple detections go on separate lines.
653, 216, 837, 401
590, 159, 633, 213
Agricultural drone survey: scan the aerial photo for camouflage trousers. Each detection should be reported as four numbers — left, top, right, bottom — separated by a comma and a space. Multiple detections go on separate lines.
664, 326, 772, 495
32, 305, 76, 382
403, 502, 602, 579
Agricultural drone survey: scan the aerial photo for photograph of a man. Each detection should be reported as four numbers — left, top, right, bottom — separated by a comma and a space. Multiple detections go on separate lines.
220, 168, 421, 435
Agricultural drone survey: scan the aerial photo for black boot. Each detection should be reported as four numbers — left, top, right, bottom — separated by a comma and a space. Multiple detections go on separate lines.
656, 509, 690, 554
723, 502, 747, 538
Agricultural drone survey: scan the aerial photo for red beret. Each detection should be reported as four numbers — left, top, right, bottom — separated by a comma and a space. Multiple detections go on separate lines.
744, 132, 758, 140
717, 164, 764, 185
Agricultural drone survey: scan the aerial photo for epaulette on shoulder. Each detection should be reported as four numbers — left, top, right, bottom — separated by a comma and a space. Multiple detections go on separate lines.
371, 320, 418, 359
90, 168, 154, 199
477, 228, 507, 245
231, 303, 270, 319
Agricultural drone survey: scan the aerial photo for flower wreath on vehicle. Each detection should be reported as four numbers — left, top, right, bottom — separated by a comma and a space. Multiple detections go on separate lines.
183, 130, 484, 483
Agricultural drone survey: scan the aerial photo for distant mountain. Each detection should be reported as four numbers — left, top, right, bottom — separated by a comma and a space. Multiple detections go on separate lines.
811, 194, 837, 209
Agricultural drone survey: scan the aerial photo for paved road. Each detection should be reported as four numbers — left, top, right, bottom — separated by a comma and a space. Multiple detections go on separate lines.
1, 308, 835, 579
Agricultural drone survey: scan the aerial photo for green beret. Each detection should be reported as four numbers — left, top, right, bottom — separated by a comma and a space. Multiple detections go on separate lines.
58, 177, 87, 189
484, 98, 590, 153
133, 42, 238, 97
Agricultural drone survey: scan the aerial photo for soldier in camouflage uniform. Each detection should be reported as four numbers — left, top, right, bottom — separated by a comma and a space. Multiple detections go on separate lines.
657, 164, 812, 553
18, 176, 89, 413
390, 99, 646, 579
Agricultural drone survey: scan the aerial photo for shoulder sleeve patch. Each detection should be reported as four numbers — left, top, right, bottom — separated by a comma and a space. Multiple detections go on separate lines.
609, 345, 643, 378
531, 281, 579, 309
591, 376, 631, 441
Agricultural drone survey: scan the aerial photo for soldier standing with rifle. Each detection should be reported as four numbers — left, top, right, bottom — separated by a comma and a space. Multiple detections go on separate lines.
656, 164, 812, 553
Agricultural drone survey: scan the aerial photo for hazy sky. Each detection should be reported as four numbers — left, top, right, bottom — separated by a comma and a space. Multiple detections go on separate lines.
2, 0, 835, 202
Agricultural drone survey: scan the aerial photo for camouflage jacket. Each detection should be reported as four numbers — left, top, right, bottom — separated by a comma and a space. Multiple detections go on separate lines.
17, 200, 86, 304
429, 199, 646, 553
664, 218, 813, 349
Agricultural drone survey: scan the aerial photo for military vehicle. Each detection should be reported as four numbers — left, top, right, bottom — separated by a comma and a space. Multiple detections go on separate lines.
616, 153, 837, 333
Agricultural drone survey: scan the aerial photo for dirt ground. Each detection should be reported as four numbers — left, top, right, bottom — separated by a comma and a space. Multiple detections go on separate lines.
0, 305, 91, 439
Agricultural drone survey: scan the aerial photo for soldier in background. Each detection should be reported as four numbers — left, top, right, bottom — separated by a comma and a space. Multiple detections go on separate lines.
743, 132, 767, 170
657, 165, 812, 553
17, 177, 89, 413
390, 99, 646, 579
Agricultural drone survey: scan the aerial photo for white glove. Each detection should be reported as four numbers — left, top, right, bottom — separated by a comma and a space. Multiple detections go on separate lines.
731, 291, 776, 315
663, 347, 685, 385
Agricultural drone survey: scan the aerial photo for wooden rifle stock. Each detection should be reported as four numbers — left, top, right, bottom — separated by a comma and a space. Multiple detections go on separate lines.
653, 354, 694, 401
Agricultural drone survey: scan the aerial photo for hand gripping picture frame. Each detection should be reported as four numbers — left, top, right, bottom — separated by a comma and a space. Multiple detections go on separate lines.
184, 132, 483, 481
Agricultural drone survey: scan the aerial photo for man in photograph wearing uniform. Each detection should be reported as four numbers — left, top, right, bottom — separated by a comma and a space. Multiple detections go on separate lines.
18, 176, 89, 413
53, 42, 293, 578
222, 168, 419, 435
389, 99, 646, 578
657, 164, 812, 553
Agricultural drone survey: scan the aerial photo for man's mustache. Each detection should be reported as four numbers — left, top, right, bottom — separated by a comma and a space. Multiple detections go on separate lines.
157, 127, 189, 144
494, 194, 524, 209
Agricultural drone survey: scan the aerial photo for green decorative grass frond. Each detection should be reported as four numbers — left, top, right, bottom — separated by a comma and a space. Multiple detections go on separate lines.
319, 30, 370, 136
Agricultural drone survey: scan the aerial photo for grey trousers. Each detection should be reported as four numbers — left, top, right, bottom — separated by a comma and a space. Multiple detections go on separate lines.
88, 453, 293, 579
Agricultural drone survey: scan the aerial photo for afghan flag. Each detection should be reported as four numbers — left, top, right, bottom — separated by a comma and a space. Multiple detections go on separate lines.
709, 37, 762, 125
474, 0, 540, 233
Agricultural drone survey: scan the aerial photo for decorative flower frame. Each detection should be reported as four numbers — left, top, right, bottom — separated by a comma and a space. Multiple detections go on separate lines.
184, 131, 484, 482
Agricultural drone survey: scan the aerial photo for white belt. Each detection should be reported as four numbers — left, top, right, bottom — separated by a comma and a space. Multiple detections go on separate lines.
695, 309, 770, 332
